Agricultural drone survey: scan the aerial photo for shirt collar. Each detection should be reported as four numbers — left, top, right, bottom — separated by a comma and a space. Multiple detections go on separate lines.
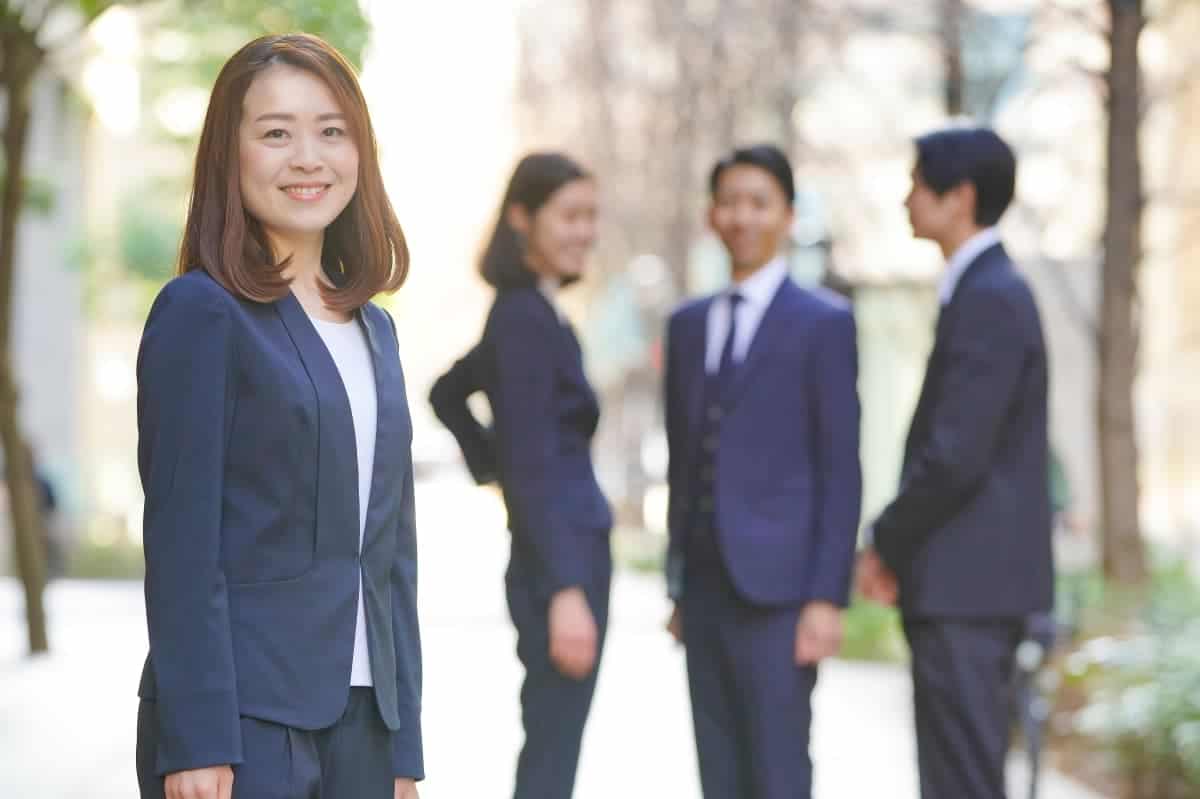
538, 276, 566, 320
940, 227, 1000, 304
730, 256, 789, 308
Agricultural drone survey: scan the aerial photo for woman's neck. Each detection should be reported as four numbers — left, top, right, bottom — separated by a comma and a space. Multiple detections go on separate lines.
276, 232, 350, 323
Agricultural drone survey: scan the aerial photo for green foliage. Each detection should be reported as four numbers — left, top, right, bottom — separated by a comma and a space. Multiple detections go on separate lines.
118, 195, 181, 283
1059, 559, 1200, 797
67, 537, 145, 580
0, 156, 56, 215
137, 0, 370, 144
840, 599, 908, 662
77, 1, 124, 20
159, 0, 369, 73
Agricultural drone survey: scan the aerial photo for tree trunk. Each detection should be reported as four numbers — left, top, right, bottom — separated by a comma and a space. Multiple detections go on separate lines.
941, 0, 966, 116
1097, 0, 1148, 587
0, 25, 51, 654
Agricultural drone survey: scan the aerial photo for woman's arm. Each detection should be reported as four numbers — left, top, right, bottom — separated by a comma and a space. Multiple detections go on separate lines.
137, 277, 241, 775
429, 344, 497, 484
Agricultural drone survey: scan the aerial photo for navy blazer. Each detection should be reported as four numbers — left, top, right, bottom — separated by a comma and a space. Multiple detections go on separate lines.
136, 270, 422, 778
665, 278, 862, 607
873, 243, 1054, 619
430, 286, 612, 600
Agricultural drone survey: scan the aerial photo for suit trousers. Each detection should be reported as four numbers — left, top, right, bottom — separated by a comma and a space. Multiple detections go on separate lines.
506, 553, 611, 799
683, 519, 818, 799
137, 688, 396, 799
903, 618, 1025, 799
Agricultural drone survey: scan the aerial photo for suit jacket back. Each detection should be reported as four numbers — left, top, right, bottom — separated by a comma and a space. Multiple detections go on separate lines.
874, 244, 1054, 619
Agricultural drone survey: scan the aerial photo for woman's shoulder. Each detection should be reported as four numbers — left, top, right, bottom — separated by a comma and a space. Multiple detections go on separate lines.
360, 300, 397, 339
152, 269, 238, 316
487, 286, 555, 330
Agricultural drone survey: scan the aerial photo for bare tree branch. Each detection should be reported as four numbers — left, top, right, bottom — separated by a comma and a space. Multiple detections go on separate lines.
1040, 0, 1111, 39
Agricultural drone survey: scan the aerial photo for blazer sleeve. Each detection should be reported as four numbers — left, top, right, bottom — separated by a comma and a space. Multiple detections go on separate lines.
488, 294, 588, 599
390, 414, 425, 780
136, 279, 242, 775
383, 312, 424, 780
806, 308, 863, 606
874, 285, 1027, 572
379, 311, 427, 777
429, 344, 498, 485
663, 314, 686, 601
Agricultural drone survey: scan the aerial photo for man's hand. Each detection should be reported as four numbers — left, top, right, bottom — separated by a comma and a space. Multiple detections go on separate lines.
855, 548, 899, 606
666, 603, 684, 645
394, 777, 419, 799
795, 601, 843, 665
165, 766, 233, 799
548, 586, 598, 680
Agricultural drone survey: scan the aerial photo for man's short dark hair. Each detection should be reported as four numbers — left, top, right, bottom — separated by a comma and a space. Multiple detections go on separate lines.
709, 144, 796, 206
914, 127, 1016, 227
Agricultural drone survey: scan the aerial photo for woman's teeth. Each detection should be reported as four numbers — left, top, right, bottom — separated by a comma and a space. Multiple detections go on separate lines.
284, 185, 327, 199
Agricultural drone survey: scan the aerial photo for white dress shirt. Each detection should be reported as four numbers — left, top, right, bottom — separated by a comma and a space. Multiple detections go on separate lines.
939, 227, 1000, 305
705, 256, 790, 374
311, 315, 377, 687
539, 276, 566, 321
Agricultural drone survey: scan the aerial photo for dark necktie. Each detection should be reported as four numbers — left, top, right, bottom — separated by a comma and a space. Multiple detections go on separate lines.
716, 291, 744, 393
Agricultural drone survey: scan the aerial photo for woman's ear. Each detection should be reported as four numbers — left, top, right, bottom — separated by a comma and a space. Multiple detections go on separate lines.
507, 203, 533, 237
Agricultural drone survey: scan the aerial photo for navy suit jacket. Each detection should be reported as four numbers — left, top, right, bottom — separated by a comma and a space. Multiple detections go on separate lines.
665, 278, 862, 607
873, 243, 1054, 619
429, 286, 612, 601
136, 270, 422, 778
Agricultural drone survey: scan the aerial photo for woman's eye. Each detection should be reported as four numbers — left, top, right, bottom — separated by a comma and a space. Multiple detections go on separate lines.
264, 129, 288, 140
323, 126, 346, 137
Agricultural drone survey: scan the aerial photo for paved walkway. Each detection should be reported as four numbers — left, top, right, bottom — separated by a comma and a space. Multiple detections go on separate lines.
1, 474, 1106, 798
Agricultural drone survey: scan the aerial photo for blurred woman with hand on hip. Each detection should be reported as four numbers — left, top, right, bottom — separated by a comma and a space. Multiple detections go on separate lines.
430, 153, 612, 799
135, 34, 422, 799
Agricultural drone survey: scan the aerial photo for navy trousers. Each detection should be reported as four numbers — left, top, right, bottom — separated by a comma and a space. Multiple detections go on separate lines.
683, 525, 817, 799
506, 548, 611, 799
903, 618, 1024, 799
137, 688, 397, 799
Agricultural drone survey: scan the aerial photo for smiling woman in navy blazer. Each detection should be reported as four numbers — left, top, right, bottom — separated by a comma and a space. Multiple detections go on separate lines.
135, 35, 421, 799
430, 153, 612, 799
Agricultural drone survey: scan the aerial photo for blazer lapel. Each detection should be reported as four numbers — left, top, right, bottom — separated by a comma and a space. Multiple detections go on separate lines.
722, 279, 793, 409
358, 306, 409, 553
274, 291, 361, 557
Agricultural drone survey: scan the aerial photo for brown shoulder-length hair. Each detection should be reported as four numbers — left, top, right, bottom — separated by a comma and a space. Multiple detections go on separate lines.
178, 33, 407, 312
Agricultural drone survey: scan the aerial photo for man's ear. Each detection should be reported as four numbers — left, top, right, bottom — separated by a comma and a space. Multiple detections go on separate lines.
953, 181, 978, 224
507, 203, 533, 237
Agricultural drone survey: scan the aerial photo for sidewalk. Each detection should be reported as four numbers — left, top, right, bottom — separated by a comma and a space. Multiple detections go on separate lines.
1, 474, 1107, 798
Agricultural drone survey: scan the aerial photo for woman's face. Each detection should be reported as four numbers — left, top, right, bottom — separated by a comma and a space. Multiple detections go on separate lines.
518, 178, 598, 283
238, 64, 359, 256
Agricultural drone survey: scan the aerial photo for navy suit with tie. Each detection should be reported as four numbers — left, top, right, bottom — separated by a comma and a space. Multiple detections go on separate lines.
872, 241, 1054, 799
664, 267, 862, 799
134, 270, 423, 795
430, 284, 612, 799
